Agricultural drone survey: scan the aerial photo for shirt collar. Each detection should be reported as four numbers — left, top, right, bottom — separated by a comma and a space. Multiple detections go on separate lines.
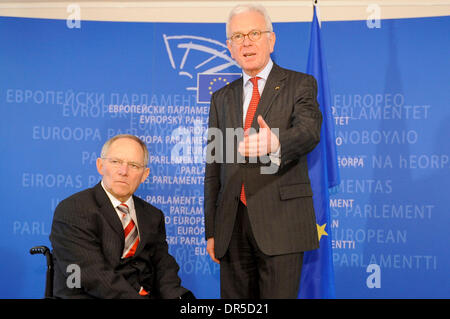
101, 180, 134, 210
243, 58, 273, 85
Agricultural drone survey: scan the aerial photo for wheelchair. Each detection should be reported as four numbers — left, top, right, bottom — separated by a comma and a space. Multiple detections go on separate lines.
29, 245, 196, 299
29, 245, 54, 298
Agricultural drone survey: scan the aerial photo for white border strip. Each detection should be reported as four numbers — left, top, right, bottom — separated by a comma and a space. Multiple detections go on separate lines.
0, 1, 449, 22
1, 1, 450, 8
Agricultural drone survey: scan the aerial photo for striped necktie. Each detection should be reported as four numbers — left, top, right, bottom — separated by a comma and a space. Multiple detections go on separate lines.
240, 76, 261, 206
117, 203, 139, 259
117, 203, 149, 296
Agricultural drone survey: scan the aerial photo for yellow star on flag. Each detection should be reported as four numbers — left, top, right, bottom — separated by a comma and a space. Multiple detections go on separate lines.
317, 223, 328, 241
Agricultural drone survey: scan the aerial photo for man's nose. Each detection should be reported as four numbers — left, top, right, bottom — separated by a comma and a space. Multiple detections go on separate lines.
242, 36, 252, 46
117, 163, 129, 175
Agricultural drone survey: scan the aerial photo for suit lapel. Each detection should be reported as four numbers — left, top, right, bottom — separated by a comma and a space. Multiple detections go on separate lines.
94, 183, 124, 238
133, 197, 150, 256
94, 183, 151, 257
251, 63, 287, 128
231, 77, 244, 129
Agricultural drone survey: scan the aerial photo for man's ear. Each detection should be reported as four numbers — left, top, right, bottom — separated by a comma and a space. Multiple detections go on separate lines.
269, 32, 276, 53
227, 39, 234, 59
141, 167, 150, 183
96, 158, 104, 176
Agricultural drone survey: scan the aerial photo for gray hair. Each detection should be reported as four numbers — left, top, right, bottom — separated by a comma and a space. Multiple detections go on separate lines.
100, 134, 149, 166
226, 3, 273, 39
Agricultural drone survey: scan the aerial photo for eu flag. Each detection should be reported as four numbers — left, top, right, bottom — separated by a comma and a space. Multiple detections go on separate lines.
197, 73, 241, 103
299, 6, 340, 299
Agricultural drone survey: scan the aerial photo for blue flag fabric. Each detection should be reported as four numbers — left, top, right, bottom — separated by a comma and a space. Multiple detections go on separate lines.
299, 6, 340, 299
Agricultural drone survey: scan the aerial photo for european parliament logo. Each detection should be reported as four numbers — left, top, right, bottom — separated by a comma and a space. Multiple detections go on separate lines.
162, 33, 241, 103
197, 73, 241, 103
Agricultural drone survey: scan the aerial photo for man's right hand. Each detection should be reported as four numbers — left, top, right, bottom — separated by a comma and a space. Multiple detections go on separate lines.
206, 237, 220, 264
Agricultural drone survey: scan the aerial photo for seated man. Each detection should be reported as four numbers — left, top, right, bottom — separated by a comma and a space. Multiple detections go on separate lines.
50, 134, 193, 299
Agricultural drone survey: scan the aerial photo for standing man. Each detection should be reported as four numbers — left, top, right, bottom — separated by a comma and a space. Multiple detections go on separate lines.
204, 4, 323, 298
50, 134, 193, 299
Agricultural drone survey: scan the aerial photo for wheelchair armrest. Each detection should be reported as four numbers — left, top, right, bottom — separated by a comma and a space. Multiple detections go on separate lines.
30, 245, 53, 270
30, 246, 50, 256
29, 245, 54, 299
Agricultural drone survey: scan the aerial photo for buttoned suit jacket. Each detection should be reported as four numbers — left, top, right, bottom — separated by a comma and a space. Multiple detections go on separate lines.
50, 182, 187, 299
204, 63, 322, 259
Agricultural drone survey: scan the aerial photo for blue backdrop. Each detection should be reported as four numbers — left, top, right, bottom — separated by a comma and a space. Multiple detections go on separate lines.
0, 15, 448, 298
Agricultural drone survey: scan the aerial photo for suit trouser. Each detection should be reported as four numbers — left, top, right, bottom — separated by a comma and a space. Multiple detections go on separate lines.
220, 201, 304, 299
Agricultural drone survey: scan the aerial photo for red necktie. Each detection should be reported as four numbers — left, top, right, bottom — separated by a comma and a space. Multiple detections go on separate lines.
117, 203, 139, 258
240, 77, 261, 206
117, 203, 149, 296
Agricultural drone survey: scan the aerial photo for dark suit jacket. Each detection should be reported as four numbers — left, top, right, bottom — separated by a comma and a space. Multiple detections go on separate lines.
204, 63, 322, 259
49, 182, 188, 299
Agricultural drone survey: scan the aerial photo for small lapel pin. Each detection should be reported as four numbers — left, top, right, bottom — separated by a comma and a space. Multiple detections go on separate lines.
275, 86, 280, 90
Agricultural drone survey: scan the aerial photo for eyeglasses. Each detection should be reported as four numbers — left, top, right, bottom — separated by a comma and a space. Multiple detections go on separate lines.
102, 157, 146, 171
229, 30, 271, 44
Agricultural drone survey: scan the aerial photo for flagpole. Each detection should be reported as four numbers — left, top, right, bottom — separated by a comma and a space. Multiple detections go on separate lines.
313, 0, 322, 27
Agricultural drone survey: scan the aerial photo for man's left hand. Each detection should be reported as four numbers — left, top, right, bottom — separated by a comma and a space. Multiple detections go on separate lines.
238, 115, 280, 157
